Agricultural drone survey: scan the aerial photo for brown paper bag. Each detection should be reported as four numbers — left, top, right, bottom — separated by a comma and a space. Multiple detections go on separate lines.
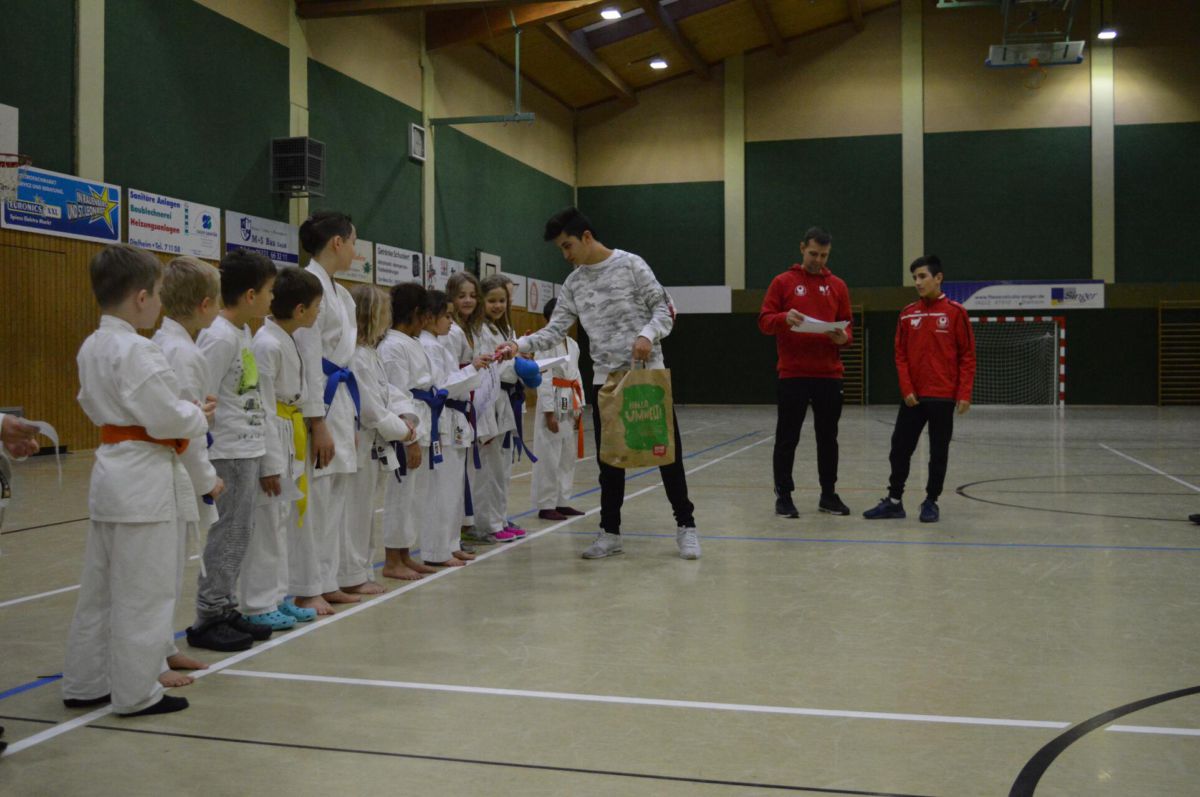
597, 368, 676, 468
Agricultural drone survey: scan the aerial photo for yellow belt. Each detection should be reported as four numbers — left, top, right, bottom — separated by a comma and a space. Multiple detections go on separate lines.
277, 402, 308, 525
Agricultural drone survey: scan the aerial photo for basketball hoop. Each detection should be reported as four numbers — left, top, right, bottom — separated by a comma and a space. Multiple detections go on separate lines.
0, 153, 31, 204
1023, 57, 1048, 90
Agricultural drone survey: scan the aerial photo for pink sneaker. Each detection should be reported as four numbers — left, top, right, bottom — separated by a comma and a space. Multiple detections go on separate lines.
493, 529, 519, 543
504, 524, 527, 538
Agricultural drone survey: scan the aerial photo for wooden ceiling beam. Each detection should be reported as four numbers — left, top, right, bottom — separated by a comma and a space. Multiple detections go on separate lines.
425, 1, 603, 51
748, 0, 786, 57
635, 0, 709, 80
847, 0, 865, 31
296, 0, 523, 19
543, 20, 637, 105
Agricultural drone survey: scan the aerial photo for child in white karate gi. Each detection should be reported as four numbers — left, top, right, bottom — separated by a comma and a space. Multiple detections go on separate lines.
152, 257, 225, 684
63, 244, 208, 717
419, 290, 489, 566
378, 284, 432, 581
531, 297, 586, 521
188, 250, 277, 652
341, 284, 419, 591
241, 267, 325, 631
293, 211, 363, 615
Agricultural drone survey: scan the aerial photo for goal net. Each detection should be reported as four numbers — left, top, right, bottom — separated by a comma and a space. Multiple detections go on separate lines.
969, 316, 1064, 405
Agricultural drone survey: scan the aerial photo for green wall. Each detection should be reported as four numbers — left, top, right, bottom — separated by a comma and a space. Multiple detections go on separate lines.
307, 60, 422, 250
745, 135, 902, 290
1115, 122, 1200, 284
577, 181, 724, 286
924, 127, 1092, 281
434, 125, 574, 281
0, 0, 75, 174
104, 0, 289, 219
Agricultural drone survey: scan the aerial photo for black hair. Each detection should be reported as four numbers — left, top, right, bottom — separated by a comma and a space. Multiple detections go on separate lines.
542, 296, 557, 322
909, 254, 943, 278
802, 227, 832, 247
218, 249, 277, 307
422, 289, 450, 319
88, 243, 163, 309
298, 210, 353, 255
390, 282, 426, 328
544, 207, 596, 242
270, 266, 324, 319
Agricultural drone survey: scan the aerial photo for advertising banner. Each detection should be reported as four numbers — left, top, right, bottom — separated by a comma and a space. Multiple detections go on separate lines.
526, 278, 553, 313
224, 210, 298, 266
425, 255, 463, 291
338, 238, 374, 283
375, 244, 423, 287
1, 166, 121, 244
127, 188, 220, 260
944, 280, 1104, 310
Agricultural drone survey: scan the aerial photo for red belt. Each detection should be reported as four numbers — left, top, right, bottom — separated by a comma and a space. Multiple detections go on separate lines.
100, 424, 189, 455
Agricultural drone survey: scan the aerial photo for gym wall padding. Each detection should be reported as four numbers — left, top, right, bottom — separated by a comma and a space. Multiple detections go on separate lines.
307, 59, 423, 251
576, 182, 725, 287
104, 0, 290, 220
923, 127, 1093, 282
433, 125, 574, 282
1114, 122, 1200, 284
0, 0, 76, 174
745, 135, 903, 290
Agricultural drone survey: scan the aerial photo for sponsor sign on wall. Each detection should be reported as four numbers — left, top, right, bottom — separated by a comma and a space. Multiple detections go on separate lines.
944, 280, 1104, 310
375, 244, 423, 287
224, 210, 298, 266
1, 166, 122, 244
127, 188, 220, 260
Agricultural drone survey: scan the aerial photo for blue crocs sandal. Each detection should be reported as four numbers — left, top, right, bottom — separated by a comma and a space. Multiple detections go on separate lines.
242, 609, 296, 631
278, 601, 317, 623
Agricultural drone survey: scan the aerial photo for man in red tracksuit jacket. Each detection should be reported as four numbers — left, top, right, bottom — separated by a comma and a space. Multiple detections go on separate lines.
864, 255, 975, 524
758, 227, 854, 518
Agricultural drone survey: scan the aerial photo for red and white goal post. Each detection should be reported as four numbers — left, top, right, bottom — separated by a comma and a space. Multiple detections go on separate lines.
968, 316, 1065, 406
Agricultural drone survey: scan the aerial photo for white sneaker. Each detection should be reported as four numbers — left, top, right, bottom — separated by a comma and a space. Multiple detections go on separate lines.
581, 532, 623, 559
676, 526, 701, 560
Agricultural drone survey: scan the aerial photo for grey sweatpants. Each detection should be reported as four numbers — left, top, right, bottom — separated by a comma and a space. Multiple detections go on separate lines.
195, 457, 260, 624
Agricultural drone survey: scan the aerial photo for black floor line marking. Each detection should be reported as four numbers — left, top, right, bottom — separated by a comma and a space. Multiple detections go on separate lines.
956, 478, 1190, 522
868, 417, 1200, 451
0, 516, 89, 535
79, 724, 939, 797
0, 714, 56, 725
1010, 684, 1200, 797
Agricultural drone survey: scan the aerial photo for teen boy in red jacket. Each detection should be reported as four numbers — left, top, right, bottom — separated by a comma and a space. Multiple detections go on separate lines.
864, 255, 975, 523
758, 227, 854, 519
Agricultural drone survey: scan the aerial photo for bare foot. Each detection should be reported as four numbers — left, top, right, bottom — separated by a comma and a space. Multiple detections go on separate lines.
381, 564, 424, 581
425, 558, 466, 568
341, 581, 387, 595
166, 653, 209, 671
322, 589, 362, 604
294, 595, 335, 615
158, 671, 195, 688
452, 550, 476, 562
402, 555, 439, 575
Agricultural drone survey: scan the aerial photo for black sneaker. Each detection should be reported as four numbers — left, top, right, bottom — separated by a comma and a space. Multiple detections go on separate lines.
1190, 513, 1200, 525
186, 617, 254, 652
919, 499, 940, 523
225, 612, 274, 641
774, 491, 800, 518
818, 493, 850, 516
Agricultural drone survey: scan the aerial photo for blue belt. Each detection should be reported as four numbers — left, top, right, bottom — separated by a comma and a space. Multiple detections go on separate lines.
411, 387, 448, 467
501, 382, 537, 463
322, 358, 361, 421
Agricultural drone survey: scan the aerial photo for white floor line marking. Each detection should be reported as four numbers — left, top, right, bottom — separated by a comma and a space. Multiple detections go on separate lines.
1099, 443, 1200, 494
2, 431, 773, 757
220, 669, 1200, 738
0, 584, 80, 610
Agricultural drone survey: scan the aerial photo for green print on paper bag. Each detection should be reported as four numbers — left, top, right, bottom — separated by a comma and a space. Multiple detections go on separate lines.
621, 384, 668, 451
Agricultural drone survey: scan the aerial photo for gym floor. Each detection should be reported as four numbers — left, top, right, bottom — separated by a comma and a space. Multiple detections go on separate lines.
1, 404, 1197, 796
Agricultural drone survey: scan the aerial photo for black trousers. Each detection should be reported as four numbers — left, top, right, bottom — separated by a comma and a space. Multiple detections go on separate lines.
588, 381, 695, 534
773, 377, 843, 496
887, 399, 955, 501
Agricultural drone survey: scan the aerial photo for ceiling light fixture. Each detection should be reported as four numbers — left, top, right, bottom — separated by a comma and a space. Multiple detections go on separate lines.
600, 7, 622, 20
649, 57, 668, 70
1097, 28, 1117, 40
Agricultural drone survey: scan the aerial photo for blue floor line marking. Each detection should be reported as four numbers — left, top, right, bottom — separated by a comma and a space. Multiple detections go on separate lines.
0, 674, 62, 703
559, 530, 1200, 553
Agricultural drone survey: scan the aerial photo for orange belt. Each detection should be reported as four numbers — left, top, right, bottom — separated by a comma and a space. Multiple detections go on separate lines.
100, 424, 189, 455
552, 377, 584, 458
